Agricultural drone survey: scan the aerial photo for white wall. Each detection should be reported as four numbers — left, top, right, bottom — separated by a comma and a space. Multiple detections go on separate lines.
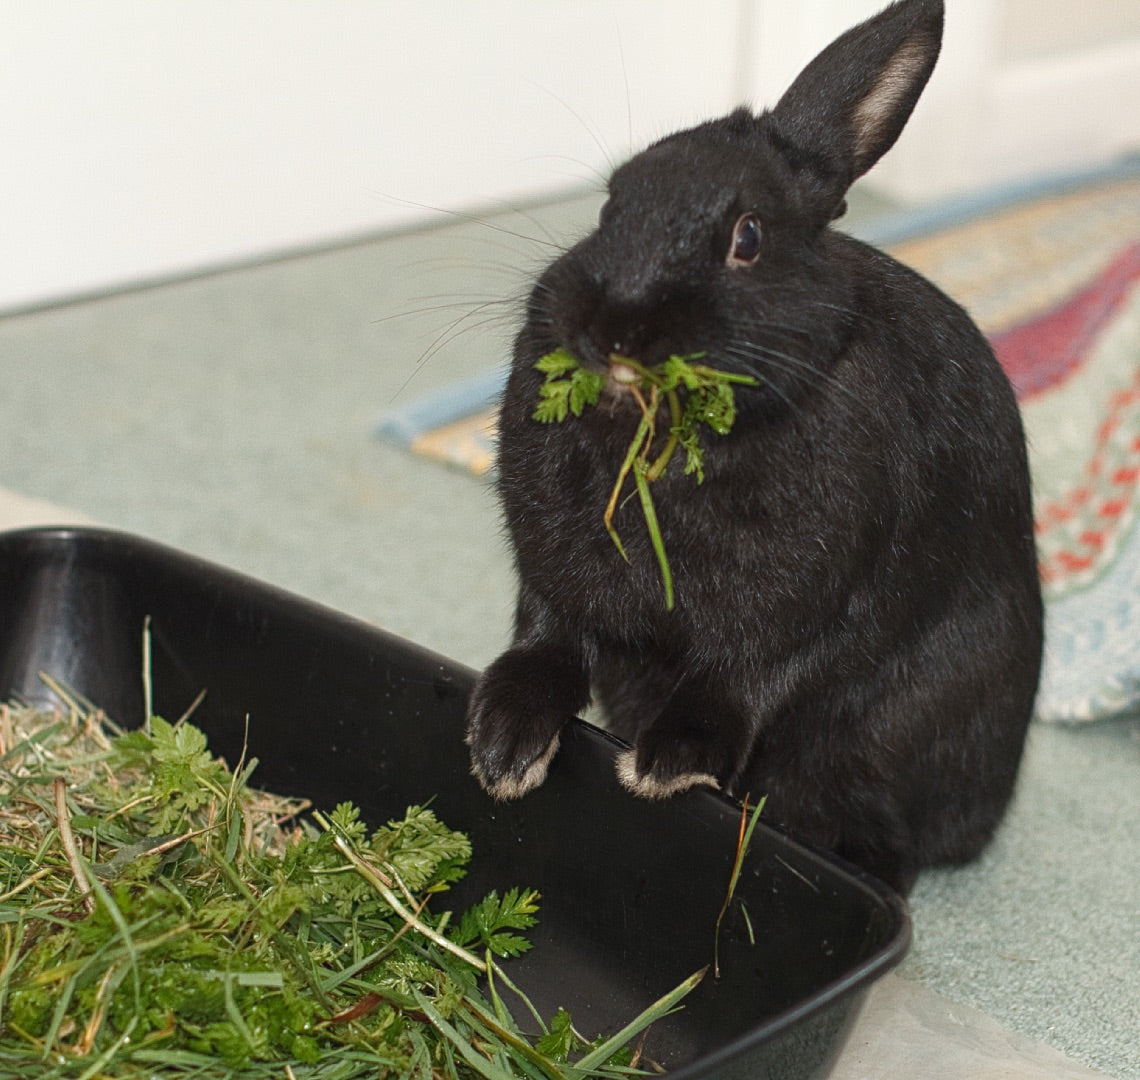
1, 0, 742, 312
3, 1, 1138, 313
864, 0, 1140, 201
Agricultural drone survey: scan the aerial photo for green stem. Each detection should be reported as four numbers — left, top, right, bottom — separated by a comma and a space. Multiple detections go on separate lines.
603, 406, 654, 562
570, 966, 707, 1073
411, 991, 523, 1080
688, 365, 757, 385
713, 796, 767, 979
633, 461, 674, 612
328, 831, 488, 975
646, 389, 682, 482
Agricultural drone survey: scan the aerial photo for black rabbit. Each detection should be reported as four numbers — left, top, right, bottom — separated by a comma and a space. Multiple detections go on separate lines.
465, 0, 1043, 893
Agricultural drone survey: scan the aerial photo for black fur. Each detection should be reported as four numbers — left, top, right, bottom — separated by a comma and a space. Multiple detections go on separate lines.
465, 0, 1043, 892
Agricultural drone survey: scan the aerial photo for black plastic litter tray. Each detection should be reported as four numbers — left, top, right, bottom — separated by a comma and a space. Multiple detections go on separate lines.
0, 527, 909, 1078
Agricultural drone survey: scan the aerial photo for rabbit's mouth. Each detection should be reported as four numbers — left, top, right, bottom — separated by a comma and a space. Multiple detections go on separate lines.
605, 356, 642, 397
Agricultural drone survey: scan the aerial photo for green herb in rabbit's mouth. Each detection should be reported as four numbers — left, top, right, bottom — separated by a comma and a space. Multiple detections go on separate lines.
532, 348, 759, 610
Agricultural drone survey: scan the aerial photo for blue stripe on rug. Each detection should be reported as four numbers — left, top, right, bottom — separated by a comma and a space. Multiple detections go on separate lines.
374, 366, 507, 448
856, 154, 1140, 247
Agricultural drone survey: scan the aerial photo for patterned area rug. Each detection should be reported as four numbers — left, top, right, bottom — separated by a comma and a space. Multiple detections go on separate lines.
376, 162, 1140, 724
888, 169, 1140, 722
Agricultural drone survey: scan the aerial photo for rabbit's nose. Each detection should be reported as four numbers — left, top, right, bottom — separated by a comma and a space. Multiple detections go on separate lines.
587, 304, 647, 364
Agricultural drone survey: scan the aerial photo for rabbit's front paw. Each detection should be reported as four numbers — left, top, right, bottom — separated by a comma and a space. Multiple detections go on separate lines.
615, 687, 747, 799
465, 647, 588, 800
615, 747, 721, 799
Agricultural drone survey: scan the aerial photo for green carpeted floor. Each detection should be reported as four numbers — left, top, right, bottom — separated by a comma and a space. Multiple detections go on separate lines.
1, 187, 1136, 1079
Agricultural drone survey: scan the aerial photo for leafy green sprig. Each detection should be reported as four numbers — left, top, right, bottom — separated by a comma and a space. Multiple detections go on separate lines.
533, 348, 759, 610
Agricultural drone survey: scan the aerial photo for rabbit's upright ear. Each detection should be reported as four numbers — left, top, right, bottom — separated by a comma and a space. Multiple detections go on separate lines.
770, 0, 943, 203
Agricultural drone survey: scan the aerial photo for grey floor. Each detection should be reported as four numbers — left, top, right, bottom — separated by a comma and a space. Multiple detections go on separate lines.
1, 190, 1137, 1078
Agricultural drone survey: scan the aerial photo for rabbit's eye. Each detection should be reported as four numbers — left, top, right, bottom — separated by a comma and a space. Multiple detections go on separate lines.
728, 213, 762, 267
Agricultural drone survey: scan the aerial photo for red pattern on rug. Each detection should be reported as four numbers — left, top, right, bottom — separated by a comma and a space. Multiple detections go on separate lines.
992, 241, 1140, 401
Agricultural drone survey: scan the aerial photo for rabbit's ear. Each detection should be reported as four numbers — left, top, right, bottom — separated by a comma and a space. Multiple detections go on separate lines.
770, 0, 943, 189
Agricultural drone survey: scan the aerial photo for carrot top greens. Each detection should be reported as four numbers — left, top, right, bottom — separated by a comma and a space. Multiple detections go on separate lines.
0, 685, 702, 1078
533, 349, 758, 610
